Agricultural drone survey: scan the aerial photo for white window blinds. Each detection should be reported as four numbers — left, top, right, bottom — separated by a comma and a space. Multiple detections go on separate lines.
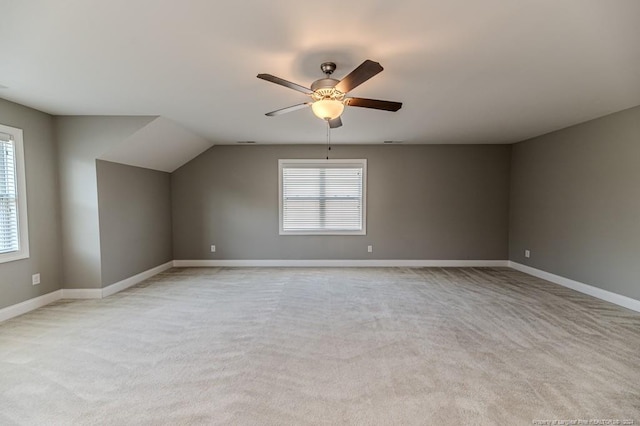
279, 159, 366, 235
0, 124, 28, 263
0, 132, 19, 254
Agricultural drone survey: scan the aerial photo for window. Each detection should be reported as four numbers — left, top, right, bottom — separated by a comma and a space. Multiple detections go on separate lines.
279, 159, 366, 235
0, 124, 29, 263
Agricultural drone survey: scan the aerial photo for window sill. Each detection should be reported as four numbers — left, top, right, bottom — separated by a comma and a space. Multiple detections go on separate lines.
0, 250, 30, 264
279, 230, 366, 236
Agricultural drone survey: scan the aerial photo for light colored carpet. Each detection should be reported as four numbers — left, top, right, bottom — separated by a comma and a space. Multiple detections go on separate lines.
0, 267, 639, 425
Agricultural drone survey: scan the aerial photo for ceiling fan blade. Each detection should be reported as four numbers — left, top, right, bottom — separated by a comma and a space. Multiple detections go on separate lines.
265, 103, 312, 116
334, 60, 384, 93
344, 97, 402, 112
257, 74, 313, 95
328, 117, 343, 128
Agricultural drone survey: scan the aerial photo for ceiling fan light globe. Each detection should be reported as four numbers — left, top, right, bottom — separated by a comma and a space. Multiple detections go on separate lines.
311, 99, 344, 120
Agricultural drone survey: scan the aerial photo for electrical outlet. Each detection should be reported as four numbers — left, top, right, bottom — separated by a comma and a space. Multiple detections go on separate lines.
32, 273, 41, 285
525, 250, 531, 258
210, 245, 216, 253
367, 245, 373, 253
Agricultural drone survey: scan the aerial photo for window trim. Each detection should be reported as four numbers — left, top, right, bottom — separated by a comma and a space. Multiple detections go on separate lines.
0, 124, 29, 264
278, 158, 367, 236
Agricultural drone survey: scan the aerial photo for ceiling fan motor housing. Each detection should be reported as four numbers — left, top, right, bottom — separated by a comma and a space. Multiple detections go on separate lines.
311, 78, 339, 91
311, 62, 345, 101
311, 78, 344, 101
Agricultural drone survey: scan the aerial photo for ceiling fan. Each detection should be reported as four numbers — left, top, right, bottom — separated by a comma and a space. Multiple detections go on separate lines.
257, 59, 402, 128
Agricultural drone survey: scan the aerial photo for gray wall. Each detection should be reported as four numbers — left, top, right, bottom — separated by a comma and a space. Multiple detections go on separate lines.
97, 160, 173, 286
172, 144, 511, 260
55, 116, 155, 289
4, 95, 637, 309
510, 105, 640, 300
0, 98, 62, 309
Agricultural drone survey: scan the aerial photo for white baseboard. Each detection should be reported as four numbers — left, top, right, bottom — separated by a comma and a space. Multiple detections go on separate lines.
509, 261, 640, 313
60, 288, 103, 299
172, 259, 510, 268
0, 261, 174, 323
102, 261, 173, 297
0, 290, 63, 323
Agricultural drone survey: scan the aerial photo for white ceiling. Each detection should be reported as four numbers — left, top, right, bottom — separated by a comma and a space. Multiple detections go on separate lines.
1, 0, 639, 145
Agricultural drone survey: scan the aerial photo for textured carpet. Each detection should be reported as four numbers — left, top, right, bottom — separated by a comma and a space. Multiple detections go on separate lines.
0, 267, 639, 425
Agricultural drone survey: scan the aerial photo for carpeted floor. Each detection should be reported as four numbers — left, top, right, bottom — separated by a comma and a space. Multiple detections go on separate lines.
0, 267, 639, 425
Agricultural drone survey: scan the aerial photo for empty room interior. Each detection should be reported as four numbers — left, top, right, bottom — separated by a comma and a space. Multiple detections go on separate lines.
1, 1, 639, 424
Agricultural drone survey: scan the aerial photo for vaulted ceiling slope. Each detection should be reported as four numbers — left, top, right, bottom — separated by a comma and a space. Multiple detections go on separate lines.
1, 0, 639, 146
99, 117, 213, 172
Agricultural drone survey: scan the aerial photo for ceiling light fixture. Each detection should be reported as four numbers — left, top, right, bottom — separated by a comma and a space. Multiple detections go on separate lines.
311, 99, 344, 120
310, 72, 345, 121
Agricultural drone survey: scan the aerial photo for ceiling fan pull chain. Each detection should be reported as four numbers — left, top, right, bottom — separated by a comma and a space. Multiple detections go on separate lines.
326, 120, 330, 160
